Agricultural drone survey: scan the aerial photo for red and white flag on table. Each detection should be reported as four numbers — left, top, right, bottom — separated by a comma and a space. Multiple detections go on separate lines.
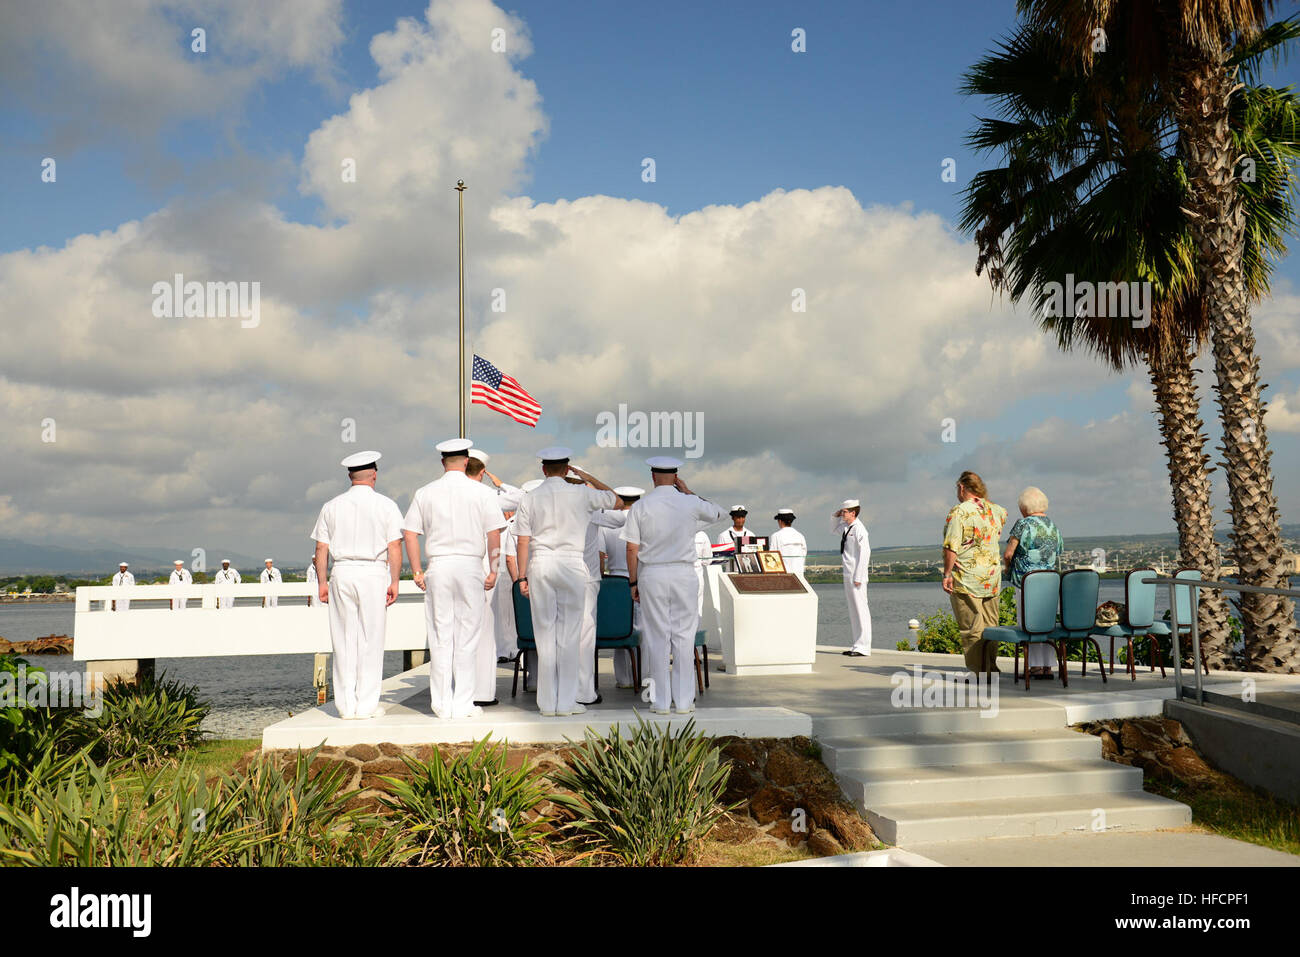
471, 354, 542, 427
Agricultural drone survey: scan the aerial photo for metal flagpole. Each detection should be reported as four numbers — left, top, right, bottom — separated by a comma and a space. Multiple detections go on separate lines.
455, 179, 467, 437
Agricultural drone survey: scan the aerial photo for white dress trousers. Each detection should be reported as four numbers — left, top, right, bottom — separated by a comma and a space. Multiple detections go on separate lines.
328, 562, 389, 719
639, 562, 700, 713
424, 556, 487, 718
528, 552, 586, 715
474, 562, 498, 702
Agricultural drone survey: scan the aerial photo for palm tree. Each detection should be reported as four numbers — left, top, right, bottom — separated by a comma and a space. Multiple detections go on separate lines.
959, 22, 1300, 668
1017, 1, 1299, 670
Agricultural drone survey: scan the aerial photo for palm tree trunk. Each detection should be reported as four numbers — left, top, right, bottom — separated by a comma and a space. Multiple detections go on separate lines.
1148, 340, 1234, 668
1178, 56, 1299, 673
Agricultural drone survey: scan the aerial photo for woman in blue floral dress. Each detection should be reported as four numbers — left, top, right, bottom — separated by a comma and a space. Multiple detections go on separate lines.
1003, 487, 1064, 678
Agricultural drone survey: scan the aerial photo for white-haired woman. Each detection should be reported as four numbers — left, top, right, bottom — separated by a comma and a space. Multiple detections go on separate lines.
1002, 487, 1064, 678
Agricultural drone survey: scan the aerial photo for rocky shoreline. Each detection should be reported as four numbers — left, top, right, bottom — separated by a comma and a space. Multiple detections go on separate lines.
0, 634, 74, 655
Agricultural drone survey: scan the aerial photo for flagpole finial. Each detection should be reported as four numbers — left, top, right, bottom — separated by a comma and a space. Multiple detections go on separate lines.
456, 179, 466, 190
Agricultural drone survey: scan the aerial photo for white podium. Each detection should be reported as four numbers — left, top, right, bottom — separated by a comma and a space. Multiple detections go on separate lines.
717, 572, 818, 675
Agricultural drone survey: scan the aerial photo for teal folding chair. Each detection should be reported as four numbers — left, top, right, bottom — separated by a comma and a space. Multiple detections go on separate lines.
982, 570, 1060, 691
1093, 568, 1170, 681
510, 579, 535, 697
1050, 568, 1104, 686
595, 575, 640, 692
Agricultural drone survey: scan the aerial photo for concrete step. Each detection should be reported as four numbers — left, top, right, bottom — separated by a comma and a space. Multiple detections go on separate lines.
813, 704, 1066, 738
867, 790, 1192, 845
820, 728, 1101, 772
837, 758, 1143, 807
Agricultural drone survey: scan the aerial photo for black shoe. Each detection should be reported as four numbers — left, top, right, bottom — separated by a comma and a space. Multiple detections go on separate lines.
473, 699, 500, 707
497, 656, 513, 664
842, 650, 866, 657
578, 694, 603, 705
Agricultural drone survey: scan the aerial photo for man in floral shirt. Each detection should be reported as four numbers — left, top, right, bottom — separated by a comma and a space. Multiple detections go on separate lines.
941, 471, 1008, 674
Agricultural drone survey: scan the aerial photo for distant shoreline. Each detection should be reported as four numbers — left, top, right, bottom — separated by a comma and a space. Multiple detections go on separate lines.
0, 594, 74, 603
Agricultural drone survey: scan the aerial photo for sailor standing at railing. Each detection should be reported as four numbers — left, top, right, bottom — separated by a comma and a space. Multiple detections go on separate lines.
169, 560, 192, 610
260, 559, 282, 608
306, 556, 318, 607
311, 450, 404, 721
111, 562, 134, 611
214, 560, 241, 609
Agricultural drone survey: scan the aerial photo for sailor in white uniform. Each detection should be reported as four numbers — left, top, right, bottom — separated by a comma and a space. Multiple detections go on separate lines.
467, 449, 509, 707
833, 499, 872, 656
504, 479, 542, 686
260, 559, 282, 607
311, 450, 405, 720
624, 457, 727, 714
694, 529, 713, 617
716, 505, 757, 549
306, 556, 318, 607
111, 562, 134, 611
169, 560, 192, 610
214, 560, 240, 609
516, 448, 615, 717
769, 509, 808, 575
404, 438, 505, 720
600, 486, 643, 688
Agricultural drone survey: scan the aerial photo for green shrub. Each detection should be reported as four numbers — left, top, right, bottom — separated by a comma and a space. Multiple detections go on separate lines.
380, 737, 553, 866
62, 672, 209, 766
551, 717, 734, 866
0, 745, 391, 867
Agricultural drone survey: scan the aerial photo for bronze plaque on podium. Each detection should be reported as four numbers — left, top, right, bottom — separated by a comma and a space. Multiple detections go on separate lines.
728, 573, 807, 594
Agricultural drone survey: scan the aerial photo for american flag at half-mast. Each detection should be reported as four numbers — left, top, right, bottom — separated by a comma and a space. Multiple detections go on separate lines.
471, 354, 542, 427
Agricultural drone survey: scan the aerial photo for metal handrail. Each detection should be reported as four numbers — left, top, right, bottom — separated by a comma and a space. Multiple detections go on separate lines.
1139, 574, 1300, 705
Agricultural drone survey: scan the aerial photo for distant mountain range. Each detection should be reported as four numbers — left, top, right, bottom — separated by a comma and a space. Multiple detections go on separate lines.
0, 538, 265, 577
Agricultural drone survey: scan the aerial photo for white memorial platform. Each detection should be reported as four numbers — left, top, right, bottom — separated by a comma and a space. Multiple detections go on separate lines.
261, 663, 813, 749
716, 570, 818, 676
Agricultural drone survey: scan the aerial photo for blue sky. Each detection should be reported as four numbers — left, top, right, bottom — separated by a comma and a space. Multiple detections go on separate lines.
2, 0, 1298, 553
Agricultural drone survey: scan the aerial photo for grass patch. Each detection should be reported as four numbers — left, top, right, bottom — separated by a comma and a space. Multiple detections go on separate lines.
1145, 773, 1300, 856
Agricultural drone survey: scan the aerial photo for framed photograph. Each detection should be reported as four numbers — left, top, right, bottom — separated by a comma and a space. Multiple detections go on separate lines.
758, 550, 786, 574
734, 552, 763, 574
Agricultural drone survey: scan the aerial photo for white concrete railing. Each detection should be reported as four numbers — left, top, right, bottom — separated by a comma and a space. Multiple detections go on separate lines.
73, 581, 429, 662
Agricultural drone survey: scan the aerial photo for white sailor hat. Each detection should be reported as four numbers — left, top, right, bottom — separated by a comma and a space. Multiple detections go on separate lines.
436, 438, 473, 457
522, 478, 544, 492
614, 485, 645, 500
173, 559, 184, 565
468, 448, 490, 464
840, 499, 860, 510
221, 558, 231, 564
118, 561, 129, 567
341, 450, 382, 471
729, 504, 748, 515
645, 456, 682, 472
537, 446, 572, 463
264, 558, 274, 563
774, 508, 796, 520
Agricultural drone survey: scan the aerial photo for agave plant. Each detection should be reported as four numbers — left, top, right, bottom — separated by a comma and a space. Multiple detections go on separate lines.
379, 737, 554, 867
551, 717, 735, 866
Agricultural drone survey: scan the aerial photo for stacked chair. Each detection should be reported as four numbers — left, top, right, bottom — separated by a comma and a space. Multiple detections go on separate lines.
1093, 567, 1209, 680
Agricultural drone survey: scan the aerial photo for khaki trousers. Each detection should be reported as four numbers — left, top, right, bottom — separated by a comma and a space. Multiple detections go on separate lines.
950, 590, 1000, 673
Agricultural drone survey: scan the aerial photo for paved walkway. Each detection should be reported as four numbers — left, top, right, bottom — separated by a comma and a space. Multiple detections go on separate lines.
908, 829, 1299, 866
